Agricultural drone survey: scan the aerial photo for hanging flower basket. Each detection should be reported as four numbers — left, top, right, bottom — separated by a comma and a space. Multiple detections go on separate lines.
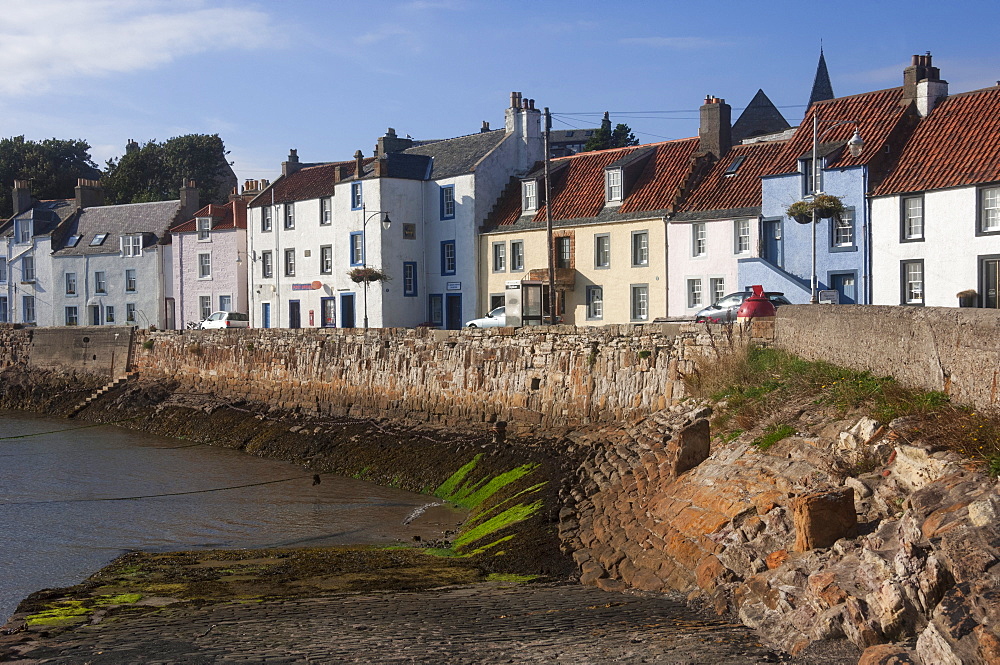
786, 200, 813, 225
347, 266, 391, 283
785, 195, 846, 223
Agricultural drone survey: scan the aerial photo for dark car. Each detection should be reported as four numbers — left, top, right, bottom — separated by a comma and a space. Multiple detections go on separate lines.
694, 291, 791, 323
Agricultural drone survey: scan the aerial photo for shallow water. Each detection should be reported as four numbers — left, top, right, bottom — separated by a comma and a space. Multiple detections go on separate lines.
0, 410, 465, 623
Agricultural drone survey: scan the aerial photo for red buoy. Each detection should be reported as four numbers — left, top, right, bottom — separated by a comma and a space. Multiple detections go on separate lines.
736, 285, 776, 324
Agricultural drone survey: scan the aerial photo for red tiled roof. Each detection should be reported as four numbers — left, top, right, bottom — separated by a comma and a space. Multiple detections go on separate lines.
249, 159, 374, 208
770, 87, 908, 174
171, 199, 247, 233
680, 141, 787, 213
491, 139, 699, 227
873, 86, 1000, 196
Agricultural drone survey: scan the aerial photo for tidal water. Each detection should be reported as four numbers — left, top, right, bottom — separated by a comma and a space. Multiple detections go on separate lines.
0, 410, 466, 624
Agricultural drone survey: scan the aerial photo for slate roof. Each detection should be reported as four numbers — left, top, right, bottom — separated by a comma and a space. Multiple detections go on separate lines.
52, 200, 183, 256
873, 86, 1000, 196
769, 87, 909, 175
673, 141, 788, 220
732, 89, 791, 142
486, 139, 700, 229
1, 199, 77, 238
808, 49, 835, 108
248, 159, 372, 208
400, 129, 508, 179
171, 200, 247, 233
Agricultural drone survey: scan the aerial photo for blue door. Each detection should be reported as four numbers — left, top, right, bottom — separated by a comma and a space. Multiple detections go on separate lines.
830, 273, 857, 304
288, 300, 301, 329
445, 293, 463, 330
763, 219, 783, 268
340, 293, 356, 328
261, 303, 271, 329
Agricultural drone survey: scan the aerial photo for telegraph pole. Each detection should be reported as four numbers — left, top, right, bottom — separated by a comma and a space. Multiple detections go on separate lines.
543, 107, 555, 324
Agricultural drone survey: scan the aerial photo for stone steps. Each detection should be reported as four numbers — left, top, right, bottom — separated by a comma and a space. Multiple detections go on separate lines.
66, 372, 139, 418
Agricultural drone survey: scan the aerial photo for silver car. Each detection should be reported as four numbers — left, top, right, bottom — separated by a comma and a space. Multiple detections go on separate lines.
465, 306, 506, 328
199, 311, 250, 329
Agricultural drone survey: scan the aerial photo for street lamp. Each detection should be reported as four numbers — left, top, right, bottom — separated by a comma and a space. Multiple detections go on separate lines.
808, 114, 864, 304
360, 203, 391, 329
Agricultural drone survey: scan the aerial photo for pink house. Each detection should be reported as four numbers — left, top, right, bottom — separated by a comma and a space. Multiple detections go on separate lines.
170, 198, 249, 327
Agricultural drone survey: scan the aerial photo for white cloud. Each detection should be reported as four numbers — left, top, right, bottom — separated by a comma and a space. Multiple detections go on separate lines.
0, 0, 277, 95
620, 36, 726, 50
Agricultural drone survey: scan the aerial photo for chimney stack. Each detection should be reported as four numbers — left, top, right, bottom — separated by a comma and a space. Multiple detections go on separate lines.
282, 148, 302, 177
74, 178, 104, 210
12, 180, 32, 216
333, 164, 346, 183
698, 95, 732, 159
354, 150, 365, 178
481, 121, 490, 133
125, 139, 139, 155
179, 179, 199, 217
902, 52, 948, 116
376, 127, 414, 157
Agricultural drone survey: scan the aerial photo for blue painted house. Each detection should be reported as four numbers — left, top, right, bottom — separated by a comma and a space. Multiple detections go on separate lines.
740, 59, 927, 304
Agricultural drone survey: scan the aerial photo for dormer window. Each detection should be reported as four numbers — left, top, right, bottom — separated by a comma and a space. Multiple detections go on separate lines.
90, 233, 108, 247
197, 217, 211, 241
122, 234, 143, 257
522, 180, 538, 212
606, 168, 623, 203
16, 220, 32, 244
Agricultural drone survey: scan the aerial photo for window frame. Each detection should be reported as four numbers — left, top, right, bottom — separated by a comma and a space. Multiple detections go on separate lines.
124, 268, 137, 293
403, 261, 417, 297
734, 218, 751, 254
65, 306, 78, 326
199, 295, 212, 321
901, 195, 924, 242
65, 272, 77, 296
631, 230, 649, 267
428, 294, 444, 326
122, 234, 143, 256
17, 220, 32, 244
522, 180, 538, 212
709, 277, 725, 304
441, 240, 456, 276
284, 248, 296, 277
196, 218, 211, 241
219, 294, 233, 312
197, 253, 212, 280
687, 278, 703, 309
21, 256, 35, 282
22, 296, 34, 323
351, 183, 363, 211
440, 185, 456, 220
977, 185, 1000, 236
555, 236, 571, 269
606, 168, 623, 202
261, 250, 273, 278
105, 305, 115, 324
692, 223, 707, 257
492, 241, 506, 273
510, 240, 524, 272
349, 232, 364, 266
320, 245, 333, 274
284, 203, 295, 230
126, 303, 136, 323
94, 270, 107, 293
831, 207, 857, 251
261, 206, 273, 232
320, 198, 332, 226
630, 283, 649, 322
0, 257, 6, 282
900, 259, 925, 306
586, 285, 603, 321
594, 234, 610, 269
0, 296, 7, 323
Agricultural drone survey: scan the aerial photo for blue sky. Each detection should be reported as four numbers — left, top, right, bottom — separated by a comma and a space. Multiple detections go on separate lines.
3, 0, 999, 187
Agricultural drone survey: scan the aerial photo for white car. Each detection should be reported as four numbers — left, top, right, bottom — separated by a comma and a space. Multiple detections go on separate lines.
465, 306, 506, 328
199, 311, 250, 329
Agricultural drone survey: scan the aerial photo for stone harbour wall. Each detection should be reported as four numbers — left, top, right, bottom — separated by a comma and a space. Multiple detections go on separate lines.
774, 305, 1000, 414
132, 324, 723, 431
0, 325, 33, 371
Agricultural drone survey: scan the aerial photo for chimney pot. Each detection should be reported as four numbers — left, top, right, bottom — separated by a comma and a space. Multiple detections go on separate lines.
354, 150, 364, 178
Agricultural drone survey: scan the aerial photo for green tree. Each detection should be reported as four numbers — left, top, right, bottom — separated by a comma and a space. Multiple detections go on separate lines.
582, 113, 639, 152
0, 136, 99, 214
103, 134, 234, 205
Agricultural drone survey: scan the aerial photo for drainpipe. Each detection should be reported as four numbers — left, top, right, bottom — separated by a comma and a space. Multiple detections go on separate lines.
863, 170, 871, 305
662, 215, 670, 318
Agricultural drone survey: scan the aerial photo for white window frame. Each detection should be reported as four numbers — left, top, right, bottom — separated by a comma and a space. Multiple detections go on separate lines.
94, 270, 107, 293
320, 245, 333, 274
198, 253, 212, 279
65, 306, 78, 326
510, 240, 524, 272
261, 206, 273, 232
587, 285, 603, 320
902, 260, 924, 305
492, 242, 506, 272
199, 295, 212, 320
17, 220, 32, 244
687, 278, 703, 308
834, 208, 855, 247
261, 250, 273, 278
980, 186, 1000, 234
124, 268, 137, 293
105, 305, 116, 324
320, 198, 332, 225
606, 169, 623, 202
65, 272, 77, 295
522, 180, 537, 211
692, 223, 707, 257
709, 277, 725, 304
219, 294, 233, 312
22, 256, 35, 282
595, 234, 610, 269
122, 234, 143, 256
284, 203, 295, 229
126, 303, 136, 323
735, 219, 751, 254
22, 296, 35, 323
902, 196, 924, 240
197, 218, 211, 241
284, 248, 296, 277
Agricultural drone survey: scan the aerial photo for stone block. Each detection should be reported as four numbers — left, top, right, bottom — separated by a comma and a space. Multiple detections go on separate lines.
857, 643, 918, 665
663, 418, 711, 477
792, 487, 857, 552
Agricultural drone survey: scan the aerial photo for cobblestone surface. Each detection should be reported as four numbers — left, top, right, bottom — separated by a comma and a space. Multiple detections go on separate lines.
5, 583, 819, 664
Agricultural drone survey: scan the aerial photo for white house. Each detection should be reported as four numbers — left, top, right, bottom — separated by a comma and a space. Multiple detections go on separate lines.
48, 182, 198, 329
871, 81, 1000, 308
246, 92, 543, 329
0, 181, 78, 325
170, 198, 249, 327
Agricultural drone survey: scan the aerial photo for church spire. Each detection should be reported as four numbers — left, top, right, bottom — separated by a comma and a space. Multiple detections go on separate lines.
808, 46, 835, 107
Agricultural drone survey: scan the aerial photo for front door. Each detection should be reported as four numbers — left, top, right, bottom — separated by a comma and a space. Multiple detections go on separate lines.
830, 272, 857, 304
340, 293, 356, 328
288, 300, 301, 329
445, 293, 463, 330
763, 219, 783, 268
981, 257, 1000, 308
320, 297, 336, 327
91, 305, 101, 325
261, 303, 271, 329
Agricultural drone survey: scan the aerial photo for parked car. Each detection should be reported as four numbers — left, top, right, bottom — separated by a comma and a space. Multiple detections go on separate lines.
199, 311, 251, 329
694, 292, 791, 323
465, 306, 506, 328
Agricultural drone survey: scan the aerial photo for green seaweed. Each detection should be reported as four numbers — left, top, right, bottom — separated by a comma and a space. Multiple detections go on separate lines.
435, 454, 482, 499
25, 601, 91, 626
453, 501, 543, 549
96, 593, 142, 605
486, 572, 539, 583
